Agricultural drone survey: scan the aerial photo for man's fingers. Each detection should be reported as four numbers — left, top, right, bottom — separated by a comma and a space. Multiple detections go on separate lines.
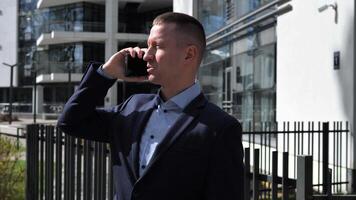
133, 47, 144, 59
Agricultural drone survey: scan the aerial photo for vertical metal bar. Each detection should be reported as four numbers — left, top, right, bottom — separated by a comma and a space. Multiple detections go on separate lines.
40, 125, 45, 200
76, 138, 82, 200
301, 122, 304, 155
268, 123, 271, 199
69, 136, 75, 200
287, 122, 290, 153
244, 148, 250, 200
283, 122, 286, 152
45, 126, 49, 200
51, 126, 55, 200
253, 149, 260, 200
101, 143, 107, 200
339, 122, 342, 192
55, 128, 62, 200
108, 151, 113, 200
26, 124, 38, 200
94, 142, 99, 200
294, 122, 296, 178
84, 140, 93, 200
318, 122, 321, 192
48, 126, 54, 200
282, 152, 289, 200
311, 122, 314, 159
327, 169, 332, 199
336, 122, 339, 192
308, 122, 311, 155
346, 121, 349, 188
333, 122, 336, 193
296, 155, 313, 200
271, 151, 278, 200
322, 122, 329, 194
46, 126, 50, 200
64, 134, 69, 200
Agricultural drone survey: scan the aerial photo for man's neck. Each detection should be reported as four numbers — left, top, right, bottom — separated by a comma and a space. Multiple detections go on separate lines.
160, 80, 195, 101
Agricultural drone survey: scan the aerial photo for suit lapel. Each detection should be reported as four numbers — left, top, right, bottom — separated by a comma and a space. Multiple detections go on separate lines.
139, 93, 207, 179
131, 98, 157, 180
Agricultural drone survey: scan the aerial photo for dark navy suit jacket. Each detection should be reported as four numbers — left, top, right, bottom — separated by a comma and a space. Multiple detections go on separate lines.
58, 62, 244, 200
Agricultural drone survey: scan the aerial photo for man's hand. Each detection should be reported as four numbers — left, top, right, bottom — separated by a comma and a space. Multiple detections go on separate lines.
102, 47, 147, 82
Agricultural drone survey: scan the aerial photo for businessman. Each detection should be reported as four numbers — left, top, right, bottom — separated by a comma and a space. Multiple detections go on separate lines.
58, 12, 244, 200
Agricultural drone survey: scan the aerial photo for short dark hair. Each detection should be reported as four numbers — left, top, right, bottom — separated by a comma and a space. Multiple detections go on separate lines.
153, 12, 206, 63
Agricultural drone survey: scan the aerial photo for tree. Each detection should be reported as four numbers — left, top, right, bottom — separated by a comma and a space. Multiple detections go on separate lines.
0, 136, 25, 200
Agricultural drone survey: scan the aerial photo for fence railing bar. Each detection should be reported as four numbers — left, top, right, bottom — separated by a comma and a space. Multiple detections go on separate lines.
282, 151, 289, 200
318, 121, 321, 193
333, 122, 336, 193
55, 128, 63, 200
40, 125, 44, 200
253, 149, 260, 200
294, 122, 296, 179
244, 148, 250, 200
272, 151, 277, 200
76, 138, 82, 200
323, 122, 329, 194
346, 121, 349, 189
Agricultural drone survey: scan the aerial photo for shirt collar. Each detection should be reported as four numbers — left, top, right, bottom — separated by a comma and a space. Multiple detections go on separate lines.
155, 82, 202, 110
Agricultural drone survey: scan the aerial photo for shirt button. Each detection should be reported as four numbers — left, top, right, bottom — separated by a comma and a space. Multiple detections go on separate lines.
150, 135, 154, 139
141, 165, 146, 169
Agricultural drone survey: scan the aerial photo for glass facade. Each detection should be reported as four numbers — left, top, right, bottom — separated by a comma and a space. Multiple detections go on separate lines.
198, 0, 276, 129
42, 3, 105, 33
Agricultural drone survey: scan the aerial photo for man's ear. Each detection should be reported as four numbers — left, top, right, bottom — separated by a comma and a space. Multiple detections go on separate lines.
185, 45, 198, 61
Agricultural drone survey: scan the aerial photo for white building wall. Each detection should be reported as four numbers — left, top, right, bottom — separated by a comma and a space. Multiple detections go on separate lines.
173, 0, 197, 17
0, 0, 18, 87
277, 0, 355, 168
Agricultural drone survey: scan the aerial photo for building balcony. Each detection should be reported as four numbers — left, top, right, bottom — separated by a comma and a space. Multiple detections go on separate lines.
37, 31, 147, 46
37, 0, 105, 9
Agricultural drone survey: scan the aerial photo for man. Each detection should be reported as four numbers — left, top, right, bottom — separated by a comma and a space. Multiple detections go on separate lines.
58, 12, 244, 200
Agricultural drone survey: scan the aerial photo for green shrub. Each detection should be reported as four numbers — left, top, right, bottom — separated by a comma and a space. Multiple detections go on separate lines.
0, 136, 25, 200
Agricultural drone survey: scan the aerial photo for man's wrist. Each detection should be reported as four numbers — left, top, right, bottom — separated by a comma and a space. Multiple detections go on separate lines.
97, 65, 116, 80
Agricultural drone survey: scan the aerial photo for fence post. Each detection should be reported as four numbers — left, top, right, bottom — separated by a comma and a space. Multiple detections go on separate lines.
244, 148, 250, 200
296, 155, 313, 200
322, 122, 329, 194
253, 149, 260, 200
272, 151, 278, 200
282, 152, 288, 200
25, 124, 39, 200
327, 168, 332, 199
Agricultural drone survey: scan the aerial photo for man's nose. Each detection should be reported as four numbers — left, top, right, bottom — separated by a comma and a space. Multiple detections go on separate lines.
143, 48, 154, 62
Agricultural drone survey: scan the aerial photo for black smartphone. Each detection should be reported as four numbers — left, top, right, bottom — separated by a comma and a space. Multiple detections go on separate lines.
124, 54, 148, 77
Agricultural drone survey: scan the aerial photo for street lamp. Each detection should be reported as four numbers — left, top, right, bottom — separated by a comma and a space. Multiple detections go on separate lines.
26, 47, 42, 124
2, 62, 18, 124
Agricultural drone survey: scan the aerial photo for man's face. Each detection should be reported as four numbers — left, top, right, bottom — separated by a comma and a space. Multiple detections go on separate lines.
143, 23, 185, 86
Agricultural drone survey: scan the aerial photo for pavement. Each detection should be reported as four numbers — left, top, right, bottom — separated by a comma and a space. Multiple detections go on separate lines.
0, 117, 58, 137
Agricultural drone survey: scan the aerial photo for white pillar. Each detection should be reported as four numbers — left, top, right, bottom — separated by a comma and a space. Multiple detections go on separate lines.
33, 85, 43, 114
173, 0, 198, 17
104, 0, 118, 107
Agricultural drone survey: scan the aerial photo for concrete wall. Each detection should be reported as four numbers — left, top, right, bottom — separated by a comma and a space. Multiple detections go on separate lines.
0, 0, 18, 87
277, 0, 355, 167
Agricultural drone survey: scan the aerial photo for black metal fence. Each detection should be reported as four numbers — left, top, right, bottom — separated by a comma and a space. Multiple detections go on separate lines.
24, 121, 352, 200
26, 124, 113, 200
242, 121, 352, 199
